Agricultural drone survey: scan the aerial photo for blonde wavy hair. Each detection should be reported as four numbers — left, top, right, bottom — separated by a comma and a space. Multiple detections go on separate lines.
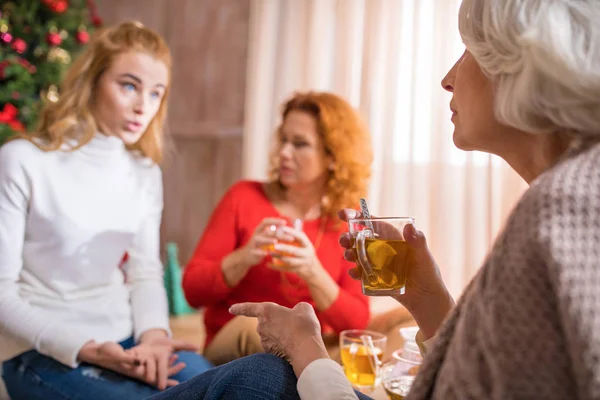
269, 91, 373, 219
13, 21, 172, 163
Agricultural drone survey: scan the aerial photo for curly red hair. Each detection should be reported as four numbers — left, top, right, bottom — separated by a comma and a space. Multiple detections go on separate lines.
269, 91, 373, 219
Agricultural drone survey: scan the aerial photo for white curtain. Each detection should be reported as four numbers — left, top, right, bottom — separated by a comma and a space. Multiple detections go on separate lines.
242, 0, 528, 300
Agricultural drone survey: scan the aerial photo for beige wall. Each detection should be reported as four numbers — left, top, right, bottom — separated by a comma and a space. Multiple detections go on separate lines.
97, 0, 249, 262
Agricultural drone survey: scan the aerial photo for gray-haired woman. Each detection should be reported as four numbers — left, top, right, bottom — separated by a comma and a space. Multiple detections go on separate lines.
150, 1, 600, 399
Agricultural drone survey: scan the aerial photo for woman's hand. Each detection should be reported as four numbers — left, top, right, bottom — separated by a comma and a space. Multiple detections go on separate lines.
77, 341, 182, 389
128, 335, 199, 390
241, 218, 287, 267
267, 226, 325, 283
338, 208, 455, 339
77, 333, 199, 390
229, 302, 329, 377
267, 227, 341, 310
222, 217, 287, 287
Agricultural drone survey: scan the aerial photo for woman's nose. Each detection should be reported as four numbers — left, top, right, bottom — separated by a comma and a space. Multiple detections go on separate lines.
279, 143, 293, 158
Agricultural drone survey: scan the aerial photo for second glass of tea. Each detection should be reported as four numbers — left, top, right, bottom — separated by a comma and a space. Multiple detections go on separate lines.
263, 218, 303, 267
340, 329, 387, 392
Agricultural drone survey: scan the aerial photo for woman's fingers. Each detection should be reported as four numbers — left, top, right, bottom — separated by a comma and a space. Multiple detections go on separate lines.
348, 266, 362, 280
102, 343, 140, 367
248, 248, 268, 259
254, 236, 277, 247
166, 379, 179, 388
279, 227, 311, 247
339, 232, 354, 249
270, 256, 302, 269
167, 361, 187, 377
337, 208, 361, 222
156, 354, 168, 390
273, 243, 303, 257
144, 356, 157, 386
344, 248, 357, 262
266, 260, 298, 272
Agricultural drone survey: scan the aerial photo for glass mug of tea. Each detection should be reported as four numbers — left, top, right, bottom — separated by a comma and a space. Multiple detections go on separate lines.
261, 218, 303, 267
340, 329, 387, 392
347, 217, 415, 296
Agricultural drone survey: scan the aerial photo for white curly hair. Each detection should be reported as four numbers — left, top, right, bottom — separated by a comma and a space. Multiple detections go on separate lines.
459, 0, 600, 136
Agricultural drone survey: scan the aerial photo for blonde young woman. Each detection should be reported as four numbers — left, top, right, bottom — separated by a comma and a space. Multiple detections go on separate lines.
0, 22, 211, 400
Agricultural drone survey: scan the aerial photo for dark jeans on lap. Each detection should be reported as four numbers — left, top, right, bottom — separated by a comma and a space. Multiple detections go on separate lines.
150, 353, 374, 400
2, 336, 212, 400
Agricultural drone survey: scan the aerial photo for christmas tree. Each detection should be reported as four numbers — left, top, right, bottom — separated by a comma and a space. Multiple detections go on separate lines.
0, 0, 102, 144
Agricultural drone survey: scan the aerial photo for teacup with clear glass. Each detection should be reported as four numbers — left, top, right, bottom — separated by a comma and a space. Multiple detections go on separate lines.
347, 217, 415, 296
381, 327, 423, 399
261, 218, 303, 266
339, 329, 387, 392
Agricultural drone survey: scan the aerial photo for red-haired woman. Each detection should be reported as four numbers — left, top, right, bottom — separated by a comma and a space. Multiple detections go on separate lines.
183, 91, 373, 365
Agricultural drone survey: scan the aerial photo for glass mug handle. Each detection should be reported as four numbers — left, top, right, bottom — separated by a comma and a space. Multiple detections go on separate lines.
356, 230, 379, 285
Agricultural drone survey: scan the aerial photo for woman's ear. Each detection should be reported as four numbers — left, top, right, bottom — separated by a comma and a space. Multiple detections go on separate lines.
326, 152, 336, 171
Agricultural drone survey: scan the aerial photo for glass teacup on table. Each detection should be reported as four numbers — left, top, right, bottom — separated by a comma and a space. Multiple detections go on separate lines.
347, 217, 415, 296
340, 329, 387, 393
381, 326, 423, 399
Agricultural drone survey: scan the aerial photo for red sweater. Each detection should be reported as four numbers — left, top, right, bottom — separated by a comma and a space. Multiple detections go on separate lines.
183, 181, 370, 346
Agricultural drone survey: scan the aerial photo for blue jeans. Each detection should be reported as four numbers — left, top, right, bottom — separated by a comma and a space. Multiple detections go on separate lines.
150, 353, 374, 400
2, 336, 212, 400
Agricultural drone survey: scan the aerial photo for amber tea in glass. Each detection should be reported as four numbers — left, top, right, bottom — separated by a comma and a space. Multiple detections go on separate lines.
340, 329, 387, 392
348, 217, 415, 296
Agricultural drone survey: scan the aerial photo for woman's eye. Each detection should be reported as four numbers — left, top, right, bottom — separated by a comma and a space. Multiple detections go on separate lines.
122, 82, 136, 91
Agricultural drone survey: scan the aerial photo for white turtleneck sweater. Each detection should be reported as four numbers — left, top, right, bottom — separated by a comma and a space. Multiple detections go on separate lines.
0, 135, 170, 371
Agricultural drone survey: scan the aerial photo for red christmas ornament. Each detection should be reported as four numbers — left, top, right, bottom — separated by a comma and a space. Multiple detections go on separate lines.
16, 58, 30, 68
0, 103, 25, 132
52, 1, 68, 13
0, 32, 12, 43
87, 0, 101, 25
46, 32, 62, 46
75, 30, 90, 44
0, 104, 17, 120
11, 38, 26, 54
42, 0, 68, 13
